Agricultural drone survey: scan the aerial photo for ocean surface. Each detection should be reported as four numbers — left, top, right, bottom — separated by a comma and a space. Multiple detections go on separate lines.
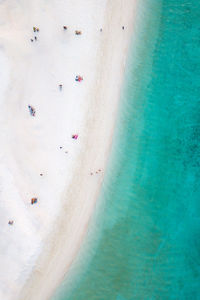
53, 0, 200, 299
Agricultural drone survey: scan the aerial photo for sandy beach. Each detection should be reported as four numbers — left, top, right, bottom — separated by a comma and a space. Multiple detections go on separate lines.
0, 0, 137, 299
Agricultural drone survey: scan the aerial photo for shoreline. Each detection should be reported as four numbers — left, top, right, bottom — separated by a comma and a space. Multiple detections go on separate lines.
0, 1, 137, 299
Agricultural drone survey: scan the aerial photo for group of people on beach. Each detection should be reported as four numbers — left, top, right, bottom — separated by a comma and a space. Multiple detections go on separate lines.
26, 25, 84, 209
9, 20, 125, 224
30, 26, 39, 42
90, 169, 102, 176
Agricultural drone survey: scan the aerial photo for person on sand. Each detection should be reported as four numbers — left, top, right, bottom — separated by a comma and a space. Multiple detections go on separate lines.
72, 134, 78, 139
31, 198, 38, 205
28, 105, 36, 116
75, 75, 83, 82
33, 27, 39, 32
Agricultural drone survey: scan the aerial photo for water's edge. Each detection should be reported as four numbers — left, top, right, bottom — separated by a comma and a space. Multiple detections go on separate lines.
53, 0, 200, 299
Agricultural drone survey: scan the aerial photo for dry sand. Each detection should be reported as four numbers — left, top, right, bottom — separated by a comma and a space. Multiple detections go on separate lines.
0, 0, 137, 299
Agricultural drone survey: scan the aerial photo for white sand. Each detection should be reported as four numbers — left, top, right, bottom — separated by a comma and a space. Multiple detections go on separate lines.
0, 0, 137, 299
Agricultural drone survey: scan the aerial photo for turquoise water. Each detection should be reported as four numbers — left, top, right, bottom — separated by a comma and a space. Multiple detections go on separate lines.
53, 0, 200, 299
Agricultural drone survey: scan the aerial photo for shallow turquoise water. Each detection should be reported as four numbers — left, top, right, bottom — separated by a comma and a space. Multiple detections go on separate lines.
53, 0, 200, 299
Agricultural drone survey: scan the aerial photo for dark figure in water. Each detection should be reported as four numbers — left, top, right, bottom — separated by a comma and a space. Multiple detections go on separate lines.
63, 26, 67, 30
59, 84, 63, 90
122, 26, 124, 30
30, 39, 34, 42
34, 36, 37, 41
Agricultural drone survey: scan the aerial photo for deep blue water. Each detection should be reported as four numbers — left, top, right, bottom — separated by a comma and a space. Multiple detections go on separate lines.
53, 0, 200, 299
